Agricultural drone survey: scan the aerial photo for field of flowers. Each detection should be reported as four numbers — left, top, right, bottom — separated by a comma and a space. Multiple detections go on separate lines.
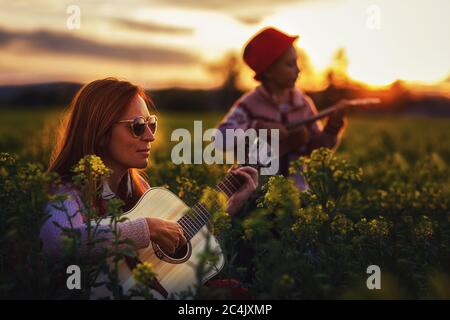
0, 109, 449, 299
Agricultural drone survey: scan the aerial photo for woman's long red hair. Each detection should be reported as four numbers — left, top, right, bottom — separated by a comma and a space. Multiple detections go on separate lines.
48, 77, 154, 210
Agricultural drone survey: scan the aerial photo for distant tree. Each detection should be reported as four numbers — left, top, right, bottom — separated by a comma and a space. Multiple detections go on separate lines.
445, 73, 450, 83
207, 52, 241, 91
326, 47, 350, 87
206, 52, 244, 110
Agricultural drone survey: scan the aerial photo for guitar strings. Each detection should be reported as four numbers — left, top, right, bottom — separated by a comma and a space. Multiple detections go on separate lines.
176, 173, 243, 240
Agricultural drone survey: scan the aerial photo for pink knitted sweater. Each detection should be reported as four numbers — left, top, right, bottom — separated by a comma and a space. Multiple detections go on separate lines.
40, 179, 151, 257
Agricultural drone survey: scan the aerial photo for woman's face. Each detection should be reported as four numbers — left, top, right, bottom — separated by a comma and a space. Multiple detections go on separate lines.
264, 45, 300, 89
104, 94, 155, 172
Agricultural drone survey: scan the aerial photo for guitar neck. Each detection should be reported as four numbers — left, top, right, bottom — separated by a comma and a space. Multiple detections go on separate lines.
286, 98, 381, 129
286, 104, 342, 129
177, 171, 246, 240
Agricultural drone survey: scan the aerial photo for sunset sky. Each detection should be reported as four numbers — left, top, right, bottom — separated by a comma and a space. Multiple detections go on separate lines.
0, 0, 449, 89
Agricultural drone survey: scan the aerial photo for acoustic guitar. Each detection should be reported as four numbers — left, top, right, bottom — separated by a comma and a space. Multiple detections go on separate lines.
92, 170, 247, 299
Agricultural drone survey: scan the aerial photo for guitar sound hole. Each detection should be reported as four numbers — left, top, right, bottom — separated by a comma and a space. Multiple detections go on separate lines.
164, 243, 189, 260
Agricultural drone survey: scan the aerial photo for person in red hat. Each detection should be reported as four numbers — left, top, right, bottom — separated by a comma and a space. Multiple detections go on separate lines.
216, 27, 348, 190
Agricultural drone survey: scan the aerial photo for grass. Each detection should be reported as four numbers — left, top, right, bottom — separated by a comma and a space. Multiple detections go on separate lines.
1, 108, 449, 167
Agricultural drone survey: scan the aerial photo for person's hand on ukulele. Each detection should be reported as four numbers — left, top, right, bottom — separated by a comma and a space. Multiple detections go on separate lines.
279, 125, 309, 156
226, 166, 259, 216
325, 99, 349, 135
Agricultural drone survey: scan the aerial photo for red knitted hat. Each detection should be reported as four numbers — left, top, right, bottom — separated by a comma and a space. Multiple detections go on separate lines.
243, 27, 299, 81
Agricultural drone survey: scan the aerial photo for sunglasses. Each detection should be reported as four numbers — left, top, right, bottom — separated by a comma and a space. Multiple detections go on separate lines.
117, 115, 158, 138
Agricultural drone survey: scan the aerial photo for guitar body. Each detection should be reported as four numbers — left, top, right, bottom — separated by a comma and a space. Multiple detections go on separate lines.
95, 187, 225, 299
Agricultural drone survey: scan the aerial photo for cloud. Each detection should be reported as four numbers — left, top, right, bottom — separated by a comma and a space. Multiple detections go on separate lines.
233, 14, 270, 26
0, 29, 15, 46
113, 18, 194, 35
152, 0, 301, 10
152, 0, 303, 24
0, 27, 199, 64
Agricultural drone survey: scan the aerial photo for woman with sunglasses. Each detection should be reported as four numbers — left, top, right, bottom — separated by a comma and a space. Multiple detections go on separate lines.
41, 77, 258, 258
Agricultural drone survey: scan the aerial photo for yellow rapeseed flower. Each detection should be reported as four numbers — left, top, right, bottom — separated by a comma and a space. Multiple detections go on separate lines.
72, 155, 111, 180
133, 262, 157, 285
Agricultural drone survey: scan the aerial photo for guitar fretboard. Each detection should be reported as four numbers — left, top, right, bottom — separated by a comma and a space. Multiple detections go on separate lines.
177, 172, 244, 240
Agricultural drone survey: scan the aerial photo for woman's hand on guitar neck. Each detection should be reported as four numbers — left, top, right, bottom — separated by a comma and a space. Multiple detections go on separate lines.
325, 99, 349, 134
227, 166, 259, 216
146, 217, 187, 254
